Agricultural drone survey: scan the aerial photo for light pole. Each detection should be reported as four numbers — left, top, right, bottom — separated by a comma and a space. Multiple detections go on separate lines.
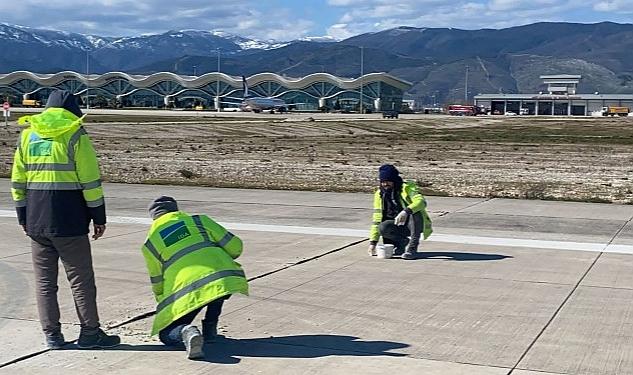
216, 48, 221, 112
83, 44, 113, 109
359, 46, 364, 114
86, 49, 90, 109
464, 65, 469, 104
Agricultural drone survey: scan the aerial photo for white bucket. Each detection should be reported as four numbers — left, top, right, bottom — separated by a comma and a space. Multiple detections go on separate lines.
376, 244, 394, 259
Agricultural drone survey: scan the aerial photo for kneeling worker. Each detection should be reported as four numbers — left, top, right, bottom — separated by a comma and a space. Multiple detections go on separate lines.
141, 196, 249, 359
368, 164, 433, 260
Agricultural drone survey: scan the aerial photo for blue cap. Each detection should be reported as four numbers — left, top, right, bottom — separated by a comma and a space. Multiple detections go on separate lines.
378, 164, 400, 182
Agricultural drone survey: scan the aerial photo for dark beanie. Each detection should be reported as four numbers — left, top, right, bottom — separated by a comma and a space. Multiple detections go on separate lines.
378, 164, 400, 182
46, 90, 83, 118
148, 196, 179, 220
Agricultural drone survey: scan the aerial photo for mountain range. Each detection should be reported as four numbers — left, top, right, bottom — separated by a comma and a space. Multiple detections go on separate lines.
1, 22, 633, 105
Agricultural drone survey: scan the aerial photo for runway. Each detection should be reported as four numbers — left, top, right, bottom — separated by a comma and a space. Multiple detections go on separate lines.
1, 180, 632, 374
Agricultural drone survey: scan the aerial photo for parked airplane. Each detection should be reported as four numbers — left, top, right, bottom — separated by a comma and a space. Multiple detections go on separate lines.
238, 76, 288, 113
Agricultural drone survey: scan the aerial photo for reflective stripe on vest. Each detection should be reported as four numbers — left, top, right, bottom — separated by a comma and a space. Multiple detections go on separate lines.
86, 197, 105, 208
81, 179, 102, 190
66, 128, 86, 162
150, 274, 164, 284
217, 232, 234, 247
25, 163, 76, 172
26, 182, 83, 190
144, 238, 164, 264
155, 269, 245, 314
192, 215, 210, 241
162, 240, 219, 270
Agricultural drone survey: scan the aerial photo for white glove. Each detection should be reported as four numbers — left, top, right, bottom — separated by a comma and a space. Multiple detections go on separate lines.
394, 210, 408, 226
368, 244, 377, 256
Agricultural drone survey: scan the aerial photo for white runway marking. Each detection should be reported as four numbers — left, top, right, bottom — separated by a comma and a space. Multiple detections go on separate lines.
1, 210, 632, 254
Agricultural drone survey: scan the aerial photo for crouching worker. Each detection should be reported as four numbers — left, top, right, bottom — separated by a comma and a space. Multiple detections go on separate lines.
368, 164, 433, 260
141, 196, 249, 359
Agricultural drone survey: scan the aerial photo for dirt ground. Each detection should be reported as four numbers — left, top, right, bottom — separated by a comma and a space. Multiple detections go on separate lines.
1, 113, 632, 204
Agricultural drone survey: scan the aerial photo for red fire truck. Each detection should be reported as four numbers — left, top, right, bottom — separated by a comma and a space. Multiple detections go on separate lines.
448, 105, 475, 116
447, 105, 487, 116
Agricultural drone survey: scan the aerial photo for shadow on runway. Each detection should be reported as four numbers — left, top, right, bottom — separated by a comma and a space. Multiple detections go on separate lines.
203, 334, 409, 364
94, 334, 409, 364
416, 251, 512, 261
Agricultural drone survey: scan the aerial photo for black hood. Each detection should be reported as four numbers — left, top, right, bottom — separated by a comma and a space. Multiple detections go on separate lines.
45, 90, 83, 118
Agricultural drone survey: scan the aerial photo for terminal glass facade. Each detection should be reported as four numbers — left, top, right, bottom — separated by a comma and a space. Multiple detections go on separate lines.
0, 72, 410, 112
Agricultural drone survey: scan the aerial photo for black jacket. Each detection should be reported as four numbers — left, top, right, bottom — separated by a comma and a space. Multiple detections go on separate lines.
18, 191, 105, 237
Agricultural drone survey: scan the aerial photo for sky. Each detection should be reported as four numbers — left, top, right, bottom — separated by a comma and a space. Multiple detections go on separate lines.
3, 0, 633, 40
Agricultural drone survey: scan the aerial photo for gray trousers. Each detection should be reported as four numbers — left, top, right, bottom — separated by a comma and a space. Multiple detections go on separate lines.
30, 235, 100, 335
379, 211, 423, 252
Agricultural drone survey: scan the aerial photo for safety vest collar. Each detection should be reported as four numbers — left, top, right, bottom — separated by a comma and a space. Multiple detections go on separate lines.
150, 211, 182, 227
18, 108, 85, 138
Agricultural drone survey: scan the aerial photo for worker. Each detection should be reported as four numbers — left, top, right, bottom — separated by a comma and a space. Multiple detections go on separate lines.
368, 164, 433, 260
11, 90, 120, 349
142, 196, 249, 360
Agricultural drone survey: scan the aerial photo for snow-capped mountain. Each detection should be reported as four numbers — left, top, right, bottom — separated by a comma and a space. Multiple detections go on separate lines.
0, 24, 302, 72
210, 31, 289, 50
297, 36, 337, 43
0, 23, 97, 50
0, 23, 306, 72
3, 21, 631, 106
1, 23, 290, 53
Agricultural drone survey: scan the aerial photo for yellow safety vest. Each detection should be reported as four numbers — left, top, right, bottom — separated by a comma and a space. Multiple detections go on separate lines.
142, 211, 249, 335
11, 108, 104, 208
369, 180, 433, 242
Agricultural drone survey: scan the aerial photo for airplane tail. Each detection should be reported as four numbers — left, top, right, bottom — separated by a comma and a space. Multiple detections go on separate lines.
242, 76, 250, 98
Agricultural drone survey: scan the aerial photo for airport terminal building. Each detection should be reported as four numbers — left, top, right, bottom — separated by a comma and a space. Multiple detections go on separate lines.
0, 71, 411, 112
474, 75, 633, 116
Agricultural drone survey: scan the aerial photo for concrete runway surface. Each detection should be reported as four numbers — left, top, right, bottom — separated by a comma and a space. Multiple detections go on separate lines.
1, 179, 632, 374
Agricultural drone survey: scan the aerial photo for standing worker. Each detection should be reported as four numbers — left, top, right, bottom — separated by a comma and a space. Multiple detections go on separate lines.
10, 90, 120, 349
142, 196, 249, 359
368, 164, 433, 260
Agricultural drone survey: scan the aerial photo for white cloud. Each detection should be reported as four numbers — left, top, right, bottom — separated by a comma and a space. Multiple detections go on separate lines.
488, 0, 560, 11
2, 0, 632, 42
327, 23, 358, 40
594, 0, 633, 12
463, 2, 487, 12
323, 0, 616, 39
2, 0, 315, 40
327, 0, 365, 5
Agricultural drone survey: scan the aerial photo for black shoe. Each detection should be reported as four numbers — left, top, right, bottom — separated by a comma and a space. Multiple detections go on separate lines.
45, 332, 66, 350
181, 325, 204, 360
393, 239, 409, 256
202, 320, 218, 344
402, 249, 417, 260
77, 328, 121, 349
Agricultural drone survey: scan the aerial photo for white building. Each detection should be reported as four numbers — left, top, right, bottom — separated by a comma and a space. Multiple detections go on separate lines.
474, 75, 633, 116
